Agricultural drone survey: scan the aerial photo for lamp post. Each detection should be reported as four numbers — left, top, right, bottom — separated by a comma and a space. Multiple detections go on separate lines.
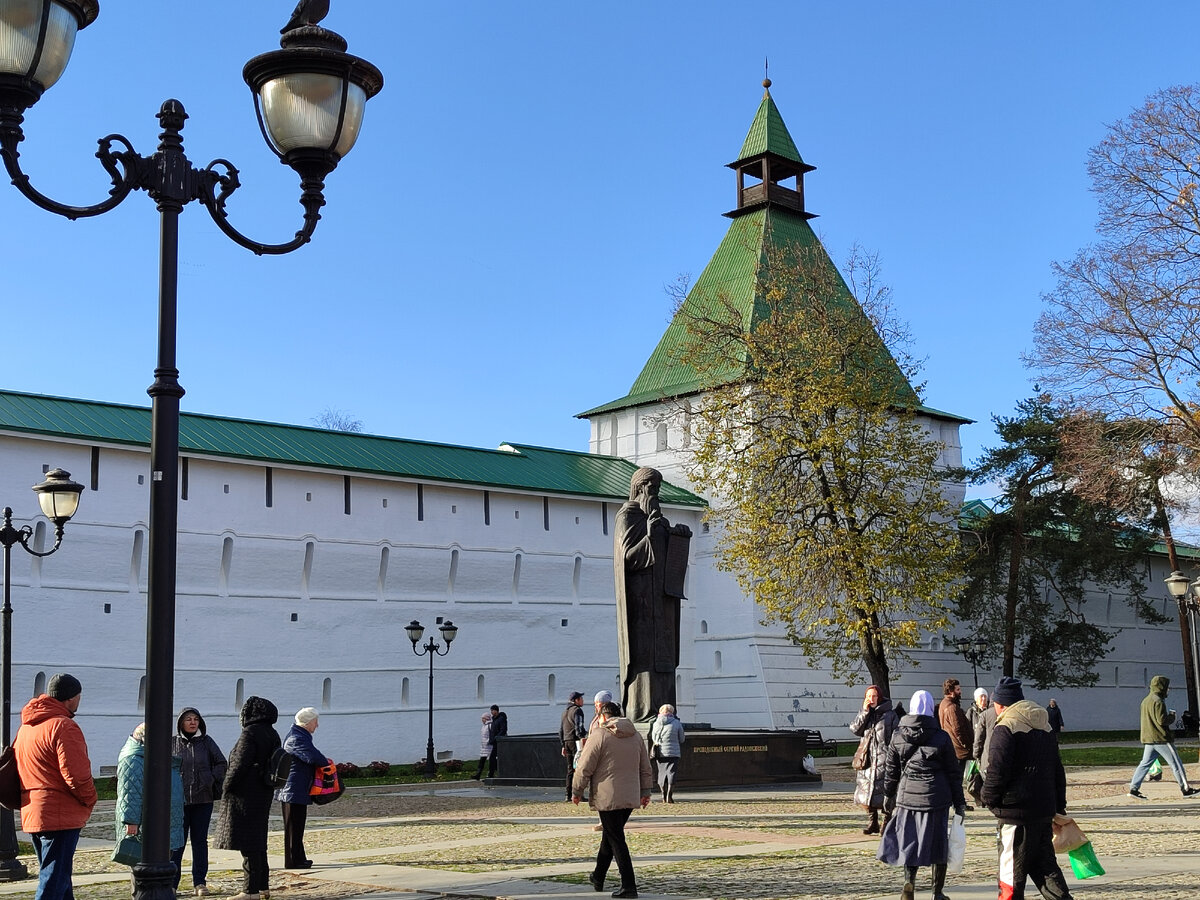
0, 468, 84, 881
0, 5, 382, 898
1165, 571, 1199, 728
407, 619, 458, 778
954, 636, 989, 690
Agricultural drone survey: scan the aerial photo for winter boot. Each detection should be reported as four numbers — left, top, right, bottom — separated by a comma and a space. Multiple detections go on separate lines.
863, 809, 880, 835
931, 862, 949, 900
901, 865, 917, 900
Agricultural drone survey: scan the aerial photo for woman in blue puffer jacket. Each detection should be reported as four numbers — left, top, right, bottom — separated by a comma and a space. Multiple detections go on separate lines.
649, 704, 685, 803
275, 707, 328, 870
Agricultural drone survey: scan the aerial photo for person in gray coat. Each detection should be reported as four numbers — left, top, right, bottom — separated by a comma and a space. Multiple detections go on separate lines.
850, 684, 898, 834
649, 704, 685, 803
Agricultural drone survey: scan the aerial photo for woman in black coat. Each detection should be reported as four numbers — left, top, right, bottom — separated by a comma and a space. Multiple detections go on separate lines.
877, 690, 966, 900
213, 696, 281, 900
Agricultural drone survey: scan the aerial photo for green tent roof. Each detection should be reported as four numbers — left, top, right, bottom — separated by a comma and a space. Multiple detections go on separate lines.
736, 89, 806, 166
579, 90, 970, 426
0, 390, 705, 507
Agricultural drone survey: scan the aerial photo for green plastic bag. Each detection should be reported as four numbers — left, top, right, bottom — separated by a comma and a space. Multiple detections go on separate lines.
1149, 758, 1162, 778
1067, 841, 1105, 879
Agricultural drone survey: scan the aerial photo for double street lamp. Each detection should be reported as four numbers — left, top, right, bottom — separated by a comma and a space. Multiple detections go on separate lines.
954, 636, 989, 690
406, 619, 458, 778
0, 4, 382, 898
0, 469, 84, 881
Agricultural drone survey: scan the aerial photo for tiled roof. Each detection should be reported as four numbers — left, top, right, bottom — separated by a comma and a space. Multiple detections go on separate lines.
0, 390, 706, 507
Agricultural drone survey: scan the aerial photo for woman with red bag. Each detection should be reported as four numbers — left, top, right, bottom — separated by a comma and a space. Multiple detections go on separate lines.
275, 707, 328, 870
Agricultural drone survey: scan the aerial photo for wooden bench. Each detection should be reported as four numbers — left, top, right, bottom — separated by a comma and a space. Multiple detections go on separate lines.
796, 728, 838, 757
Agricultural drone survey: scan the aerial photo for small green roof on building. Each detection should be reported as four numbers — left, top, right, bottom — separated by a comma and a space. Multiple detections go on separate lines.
0, 389, 705, 507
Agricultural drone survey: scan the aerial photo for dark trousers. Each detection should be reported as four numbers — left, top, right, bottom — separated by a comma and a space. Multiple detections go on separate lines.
31, 829, 81, 900
487, 745, 499, 778
170, 801, 214, 888
594, 807, 635, 890
240, 849, 269, 895
566, 758, 576, 799
998, 821, 1073, 900
281, 801, 310, 868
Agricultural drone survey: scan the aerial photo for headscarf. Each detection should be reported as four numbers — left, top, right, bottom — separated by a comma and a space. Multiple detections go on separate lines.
973, 687, 988, 704
909, 690, 935, 717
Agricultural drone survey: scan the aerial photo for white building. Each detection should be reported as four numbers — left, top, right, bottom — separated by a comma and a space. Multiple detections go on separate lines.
0, 88, 1189, 772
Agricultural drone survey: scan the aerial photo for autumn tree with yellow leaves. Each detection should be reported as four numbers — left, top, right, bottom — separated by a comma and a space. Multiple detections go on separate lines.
673, 241, 963, 698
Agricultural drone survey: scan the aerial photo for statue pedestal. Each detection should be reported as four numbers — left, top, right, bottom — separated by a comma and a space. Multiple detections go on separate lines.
489, 728, 823, 788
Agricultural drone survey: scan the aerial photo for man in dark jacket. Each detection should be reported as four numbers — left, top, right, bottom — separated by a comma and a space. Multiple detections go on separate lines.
981, 676, 1073, 900
1128, 675, 1197, 798
937, 678, 974, 809
561, 691, 586, 801
486, 704, 507, 778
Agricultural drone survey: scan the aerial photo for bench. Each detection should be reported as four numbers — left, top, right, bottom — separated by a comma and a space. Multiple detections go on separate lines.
796, 728, 838, 757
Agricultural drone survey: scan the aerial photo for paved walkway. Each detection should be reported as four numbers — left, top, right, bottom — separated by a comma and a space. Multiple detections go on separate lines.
2, 763, 1198, 899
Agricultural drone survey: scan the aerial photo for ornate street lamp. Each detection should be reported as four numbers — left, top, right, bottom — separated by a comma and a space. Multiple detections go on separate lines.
408, 619, 458, 778
0, 5, 381, 898
954, 636, 989, 690
0, 468, 84, 880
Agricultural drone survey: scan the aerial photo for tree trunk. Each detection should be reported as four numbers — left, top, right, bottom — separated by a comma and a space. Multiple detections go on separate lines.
1002, 495, 1026, 678
1151, 484, 1199, 723
860, 611, 892, 700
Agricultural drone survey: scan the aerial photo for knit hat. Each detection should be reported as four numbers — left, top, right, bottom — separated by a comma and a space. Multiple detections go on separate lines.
568, 691, 584, 702
295, 707, 319, 726
992, 676, 1024, 706
973, 687, 988, 703
594, 690, 613, 704
47, 673, 81, 701
909, 690, 935, 717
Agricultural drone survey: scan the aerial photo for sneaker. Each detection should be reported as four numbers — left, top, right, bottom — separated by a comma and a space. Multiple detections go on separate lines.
1128, 788, 1148, 799
1183, 787, 1198, 797
194, 888, 208, 898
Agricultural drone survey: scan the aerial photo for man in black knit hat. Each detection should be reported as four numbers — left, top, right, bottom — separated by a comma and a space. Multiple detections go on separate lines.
981, 676, 1073, 900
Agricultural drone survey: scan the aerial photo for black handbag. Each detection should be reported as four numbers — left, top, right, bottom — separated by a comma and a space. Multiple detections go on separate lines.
0, 745, 22, 810
112, 833, 142, 866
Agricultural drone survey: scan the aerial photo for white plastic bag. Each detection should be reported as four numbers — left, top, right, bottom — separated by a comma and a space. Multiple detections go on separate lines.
801, 753, 818, 775
947, 813, 966, 874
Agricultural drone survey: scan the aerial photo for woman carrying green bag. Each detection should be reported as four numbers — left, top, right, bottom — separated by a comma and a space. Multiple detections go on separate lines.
114, 724, 185, 882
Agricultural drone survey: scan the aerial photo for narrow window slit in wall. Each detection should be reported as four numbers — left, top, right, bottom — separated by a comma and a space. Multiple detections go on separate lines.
656, 422, 668, 452
417, 484, 424, 521
382, 498, 388, 509
180, 457, 188, 500
302, 541, 314, 600
700, 620, 708, 634
137, 475, 144, 485
484, 491, 491, 526
378, 546, 389, 599
561, 618, 568, 627
448, 548, 459, 594
322, 678, 332, 710
575, 516, 580, 525
514, 510, 519, 519
127, 529, 144, 593
543, 497, 550, 531
103, 603, 111, 614
31, 521, 47, 585
290, 612, 298, 622
609, 416, 618, 456
476, 674, 485, 702
547, 674, 556, 701
401, 677, 410, 706
223, 484, 230, 494
137, 675, 147, 711
602, 502, 608, 536
714, 651, 722, 673
33, 672, 45, 697
90, 446, 99, 491
572, 557, 581, 597
305, 492, 312, 502
219, 536, 233, 596
512, 553, 521, 596
343, 476, 352, 515
235, 678, 244, 710
265, 467, 273, 508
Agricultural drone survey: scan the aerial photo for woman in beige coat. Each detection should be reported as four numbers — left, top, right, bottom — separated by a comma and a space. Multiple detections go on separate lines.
572, 701, 653, 898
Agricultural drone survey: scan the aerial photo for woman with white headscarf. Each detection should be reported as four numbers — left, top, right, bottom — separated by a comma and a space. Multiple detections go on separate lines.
877, 690, 966, 900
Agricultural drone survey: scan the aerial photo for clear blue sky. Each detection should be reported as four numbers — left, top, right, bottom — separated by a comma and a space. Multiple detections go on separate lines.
0, 2, 1193, 478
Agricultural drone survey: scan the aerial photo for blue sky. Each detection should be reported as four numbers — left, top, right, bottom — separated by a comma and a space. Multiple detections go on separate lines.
0, 2, 1194, 482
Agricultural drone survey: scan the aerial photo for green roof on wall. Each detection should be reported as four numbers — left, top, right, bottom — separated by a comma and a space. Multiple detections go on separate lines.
0, 390, 705, 507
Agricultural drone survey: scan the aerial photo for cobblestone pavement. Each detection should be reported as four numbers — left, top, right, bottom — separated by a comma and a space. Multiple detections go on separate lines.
3, 763, 1199, 899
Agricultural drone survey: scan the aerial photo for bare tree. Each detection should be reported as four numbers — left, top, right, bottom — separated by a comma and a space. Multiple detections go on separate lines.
1031, 84, 1200, 457
313, 408, 364, 433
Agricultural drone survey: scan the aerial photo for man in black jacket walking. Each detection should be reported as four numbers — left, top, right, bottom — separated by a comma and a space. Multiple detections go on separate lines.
981, 676, 1073, 900
560, 692, 586, 801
